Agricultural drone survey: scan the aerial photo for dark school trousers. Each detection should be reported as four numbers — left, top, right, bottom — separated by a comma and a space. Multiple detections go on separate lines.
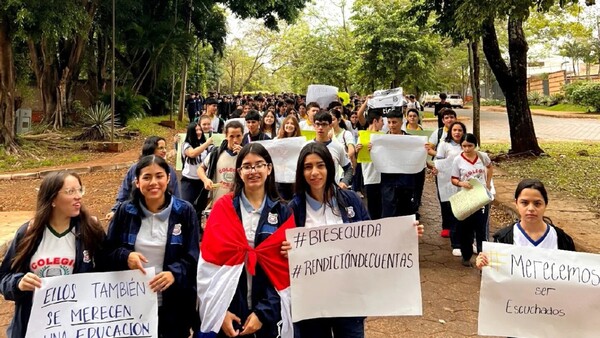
440, 201, 460, 248
459, 204, 490, 261
365, 183, 382, 220
295, 317, 365, 338
380, 174, 415, 218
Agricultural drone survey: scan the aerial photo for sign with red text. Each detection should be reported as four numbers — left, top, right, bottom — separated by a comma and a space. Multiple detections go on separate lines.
285, 216, 422, 322
478, 242, 600, 338
26, 268, 158, 338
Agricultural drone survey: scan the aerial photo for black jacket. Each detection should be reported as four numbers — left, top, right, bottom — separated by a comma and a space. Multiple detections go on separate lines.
493, 223, 576, 251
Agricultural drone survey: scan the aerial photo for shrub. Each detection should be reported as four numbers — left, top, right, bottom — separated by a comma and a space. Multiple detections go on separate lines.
101, 87, 150, 125
74, 103, 120, 141
565, 81, 600, 112
527, 92, 542, 105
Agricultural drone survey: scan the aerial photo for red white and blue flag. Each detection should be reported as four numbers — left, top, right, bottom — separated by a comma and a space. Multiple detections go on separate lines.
197, 193, 294, 338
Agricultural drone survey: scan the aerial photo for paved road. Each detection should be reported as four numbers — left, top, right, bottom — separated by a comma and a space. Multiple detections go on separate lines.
422, 108, 600, 142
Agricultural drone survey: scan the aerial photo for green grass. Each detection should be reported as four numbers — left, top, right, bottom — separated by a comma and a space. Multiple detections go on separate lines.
530, 104, 594, 113
0, 115, 182, 173
481, 142, 600, 210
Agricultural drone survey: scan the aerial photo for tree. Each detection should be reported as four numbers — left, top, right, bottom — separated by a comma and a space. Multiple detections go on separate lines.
0, 14, 17, 152
413, 0, 588, 155
351, 0, 443, 95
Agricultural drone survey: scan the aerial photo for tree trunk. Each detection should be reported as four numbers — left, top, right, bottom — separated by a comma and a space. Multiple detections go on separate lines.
468, 39, 481, 143
0, 18, 18, 152
481, 18, 543, 156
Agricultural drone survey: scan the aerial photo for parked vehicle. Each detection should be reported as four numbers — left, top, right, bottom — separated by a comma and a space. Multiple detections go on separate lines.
421, 93, 441, 107
447, 94, 464, 108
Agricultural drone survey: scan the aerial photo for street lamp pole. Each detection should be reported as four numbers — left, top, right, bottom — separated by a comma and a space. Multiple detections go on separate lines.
111, 0, 115, 142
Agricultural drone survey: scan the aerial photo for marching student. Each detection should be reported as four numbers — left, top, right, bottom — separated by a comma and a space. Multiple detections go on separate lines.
476, 179, 575, 270
260, 109, 279, 138
354, 110, 384, 219
428, 121, 467, 255
299, 102, 320, 131
451, 133, 494, 267
197, 143, 294, 338
104, 155, 200, 337
242, 110, 271, 145
312, 111, 353, 190
0, 171, 105, 338
197, 121, 245, 211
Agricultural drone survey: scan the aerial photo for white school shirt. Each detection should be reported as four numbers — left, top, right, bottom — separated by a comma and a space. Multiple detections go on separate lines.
136, 199, 172, 305
434, 141, 462, 201
30, 225, 76, 277
182, 142, 201, 179
305, 194, 343, 228
451, 152, 491, 188
299, 120, 315, 131
240, 192, 266, 308
513, 223, 558, 249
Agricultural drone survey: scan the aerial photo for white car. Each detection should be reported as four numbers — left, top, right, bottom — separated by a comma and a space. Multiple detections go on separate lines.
447, 94, 464, 108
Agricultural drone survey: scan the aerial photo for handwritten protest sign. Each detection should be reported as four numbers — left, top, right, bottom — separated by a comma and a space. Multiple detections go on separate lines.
356, 130, 383, 163
433, 156, 459, 202
286, 216, 422, 321
257, 137, 307, 183
369, 134, 427, 173
449, 179, 493, 220
26, 269, 158, 338
306, 85, 338, 109
478, 242, 600, 338
368, 88, 405, 117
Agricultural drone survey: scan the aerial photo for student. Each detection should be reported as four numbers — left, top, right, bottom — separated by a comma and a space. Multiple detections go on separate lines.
312, 111, 353, 190
428, 121, 467, 255
197, 143, 294, 338
106, 136, 180, 222
476, 179, 575, 269
260, 109, 278, 138
330, 108, 356, 173
205, 98, 225, 133
104, 155, 200, 338
402, 108, 423, 132
428, 108, 457, 149
197, 121, 244, 211
451, 133, 494, 267
242, 110, 271, 145
380, 108, 418, 218
299, 102, 320, 131
0, 171, 105, 338
355, 111, 384, 219
274, 115, 302, 200
434, 93, 453, 129
283, 142, 424, 338
181, 119, 215, 219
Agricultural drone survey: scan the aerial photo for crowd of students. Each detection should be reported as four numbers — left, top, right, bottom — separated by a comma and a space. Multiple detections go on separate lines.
0, 92, 576, 338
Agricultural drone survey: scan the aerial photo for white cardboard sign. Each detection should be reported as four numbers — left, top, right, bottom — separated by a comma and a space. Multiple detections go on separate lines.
478, 242, 600, 338
286, 216, 422, 322
370, 134, 427, 174
256, 137, 307, 183
306, 85, 339, 109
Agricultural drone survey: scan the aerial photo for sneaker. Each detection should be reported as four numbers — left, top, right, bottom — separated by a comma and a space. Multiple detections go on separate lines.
440, 229, 450, 238
462, 259, 472, 267
452, 248, 461, 257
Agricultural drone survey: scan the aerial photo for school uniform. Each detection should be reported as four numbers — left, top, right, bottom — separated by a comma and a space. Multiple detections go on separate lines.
289, 188, 369, 338
103, 196, 200, 338
493, 223, 575, 251
0, 219, 102, 338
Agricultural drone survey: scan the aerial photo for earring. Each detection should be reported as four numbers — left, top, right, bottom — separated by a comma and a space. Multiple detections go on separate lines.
52, 203, 56, 207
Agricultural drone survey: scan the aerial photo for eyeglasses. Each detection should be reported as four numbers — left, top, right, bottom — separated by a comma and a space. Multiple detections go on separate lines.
62, 187, 85, 197
314, 122, 330, 128
238, 162, 269, 173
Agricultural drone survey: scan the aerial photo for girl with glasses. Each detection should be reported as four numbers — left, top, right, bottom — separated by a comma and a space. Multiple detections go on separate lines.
197, 143, 294, 337
0, 171, 105, 338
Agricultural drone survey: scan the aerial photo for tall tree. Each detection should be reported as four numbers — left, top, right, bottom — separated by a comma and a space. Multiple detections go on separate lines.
351, 0, 443, 95
0, 15, 17, 152
414, 0, 592, 155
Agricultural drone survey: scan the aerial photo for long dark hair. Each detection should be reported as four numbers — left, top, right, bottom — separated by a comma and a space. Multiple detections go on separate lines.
260, 110, 278, 136
233, 143, 280, 201
514, 178, 553, 224
444, 121, 467, 143
294, 142, 338, 212
141, 136, 166, 159
183, 123, 203, 166
132, 155, 172, 208
11, 172, 104, 271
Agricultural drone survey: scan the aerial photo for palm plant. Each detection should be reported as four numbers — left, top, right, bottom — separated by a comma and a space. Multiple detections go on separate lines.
74, 103, 120, 141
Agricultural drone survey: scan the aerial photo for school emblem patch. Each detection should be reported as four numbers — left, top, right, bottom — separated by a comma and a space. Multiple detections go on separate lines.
267, 212, 278, 224
346, 206, 355, 218
82, 250, 91, 263
172, 223, 182, 236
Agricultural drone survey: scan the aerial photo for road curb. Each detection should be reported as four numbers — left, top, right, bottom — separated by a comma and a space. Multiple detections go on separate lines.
482, 106, 600, 119
0, 161, 136, 181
